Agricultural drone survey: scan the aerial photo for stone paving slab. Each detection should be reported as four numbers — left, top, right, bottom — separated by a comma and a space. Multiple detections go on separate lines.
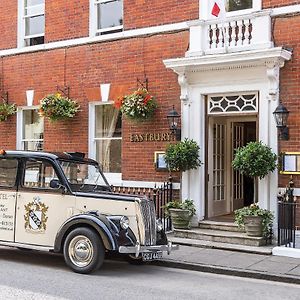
155, 244, 300, 284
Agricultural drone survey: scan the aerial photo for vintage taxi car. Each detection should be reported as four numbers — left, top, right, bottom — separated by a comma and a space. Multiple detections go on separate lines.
0, 150, 178, 273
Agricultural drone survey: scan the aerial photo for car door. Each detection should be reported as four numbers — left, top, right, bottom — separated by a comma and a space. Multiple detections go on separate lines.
15, 158, 76, 247
0, 157, 18, 242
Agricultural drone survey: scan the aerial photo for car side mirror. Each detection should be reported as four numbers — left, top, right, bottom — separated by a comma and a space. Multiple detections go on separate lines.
50, 179, 67, 194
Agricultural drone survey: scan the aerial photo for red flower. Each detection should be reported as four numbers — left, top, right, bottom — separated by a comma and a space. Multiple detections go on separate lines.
143, 94, 152, 104
114, 97, 124, 109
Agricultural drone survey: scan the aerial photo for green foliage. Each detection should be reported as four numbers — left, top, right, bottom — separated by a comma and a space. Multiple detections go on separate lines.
0, 102, 16, 122
232, 141, 277, 179
164, 138, 202, 172
164, 199, 196, 216
234, 203, 274, 237
39, 93, 80, 122
114, 88, 157, 121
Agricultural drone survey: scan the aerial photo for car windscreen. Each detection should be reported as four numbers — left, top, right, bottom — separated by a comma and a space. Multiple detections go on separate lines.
58, 160, 109, 192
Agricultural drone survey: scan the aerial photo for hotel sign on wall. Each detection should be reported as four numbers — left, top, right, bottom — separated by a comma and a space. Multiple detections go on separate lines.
280, 152, 300, 175
130, 132, 174, 142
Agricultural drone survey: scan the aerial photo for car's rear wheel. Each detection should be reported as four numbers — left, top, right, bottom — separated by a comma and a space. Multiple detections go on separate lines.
63, 227, 104, 274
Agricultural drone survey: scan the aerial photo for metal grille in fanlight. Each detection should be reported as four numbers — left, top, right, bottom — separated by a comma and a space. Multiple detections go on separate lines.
208, 93, 258, 115
140, 197, 157, 246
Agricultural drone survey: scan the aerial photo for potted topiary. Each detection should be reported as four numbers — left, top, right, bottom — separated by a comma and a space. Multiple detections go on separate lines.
234, 203, 274, 237
232, 141, 277, 203
232, 141, 277, 238
164, 138, 202, 172
164, 199, 196, 229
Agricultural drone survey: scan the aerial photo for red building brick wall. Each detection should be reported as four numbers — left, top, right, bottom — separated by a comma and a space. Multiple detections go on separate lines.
45, 0, 89, 42
273, 14, 300, 226
124, 0, 199, 30
263, 0, 300, 9
0, 31, 188, 182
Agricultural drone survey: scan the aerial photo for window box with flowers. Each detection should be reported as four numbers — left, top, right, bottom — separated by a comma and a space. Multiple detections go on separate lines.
114, 88, 157, 121
39, 93, 80, 122
0, 102, 17, 122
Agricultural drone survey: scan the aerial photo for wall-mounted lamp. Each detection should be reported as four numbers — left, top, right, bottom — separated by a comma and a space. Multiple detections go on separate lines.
273, 103, 289, 140
167, 106, 181, 141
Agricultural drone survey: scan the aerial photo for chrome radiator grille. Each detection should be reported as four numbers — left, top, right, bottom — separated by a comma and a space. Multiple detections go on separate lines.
140, 197, 157, 246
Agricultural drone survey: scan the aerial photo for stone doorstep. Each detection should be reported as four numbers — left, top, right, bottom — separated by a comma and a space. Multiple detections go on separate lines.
198, 220, 244, 232
168, 235, 273, 255
173, 228, 268, 247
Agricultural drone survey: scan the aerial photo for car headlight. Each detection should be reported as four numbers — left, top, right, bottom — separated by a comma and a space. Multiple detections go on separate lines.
120, 216, 130, 230
156, 219, 163, 232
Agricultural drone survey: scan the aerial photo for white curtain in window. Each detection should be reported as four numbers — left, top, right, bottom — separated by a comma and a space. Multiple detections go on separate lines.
98, 106, 119, 172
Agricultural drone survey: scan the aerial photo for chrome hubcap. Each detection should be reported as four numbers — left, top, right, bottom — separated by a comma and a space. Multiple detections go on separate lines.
68, 235, 94, 268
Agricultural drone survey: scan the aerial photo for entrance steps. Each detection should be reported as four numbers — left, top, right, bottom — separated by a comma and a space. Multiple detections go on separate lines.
168, 220, 274, 254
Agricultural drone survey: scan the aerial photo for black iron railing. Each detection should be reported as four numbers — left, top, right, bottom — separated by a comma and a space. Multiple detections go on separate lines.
152, 176, 173, 232
278, 184, 297, 247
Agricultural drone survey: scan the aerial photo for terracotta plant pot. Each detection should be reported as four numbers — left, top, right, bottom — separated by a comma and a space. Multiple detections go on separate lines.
244, 215, 263, 237
169, 208, 192, 229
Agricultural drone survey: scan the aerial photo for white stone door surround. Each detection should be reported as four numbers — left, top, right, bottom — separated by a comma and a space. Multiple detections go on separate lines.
164, 48, 292, 222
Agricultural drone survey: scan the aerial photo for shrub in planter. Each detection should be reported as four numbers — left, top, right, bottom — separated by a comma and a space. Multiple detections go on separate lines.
39, 93, 80, 122
0, 102, 16, 122
234, 203, 274, 237
114, 88, 157, 121
164, 199, 196, 229
164, 138, 202, 172
232, 141, 277, 202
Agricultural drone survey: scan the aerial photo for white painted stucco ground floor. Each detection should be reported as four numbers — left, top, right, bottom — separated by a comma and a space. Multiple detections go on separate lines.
164, 47, 292, 226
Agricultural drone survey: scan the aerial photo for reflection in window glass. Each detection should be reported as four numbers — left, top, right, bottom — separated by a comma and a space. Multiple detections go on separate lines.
227, 0, 252, 12
22, 109, 44, 151
97, 0, 123, 32
95, 105, 122, 173
0, 159, 18, 187
24, 0, 45, 46
23, 160, 57, 189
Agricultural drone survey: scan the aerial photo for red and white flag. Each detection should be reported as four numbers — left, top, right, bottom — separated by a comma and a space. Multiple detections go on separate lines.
211, 0, 226, 19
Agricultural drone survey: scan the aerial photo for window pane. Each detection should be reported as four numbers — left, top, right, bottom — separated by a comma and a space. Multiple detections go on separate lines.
25, 15, 45, 36
26, 0, 44, 7
95, 105, 121, 138
227, 0, 252, 12
23, 141, 44, 151
25, 3, 44, 16
96, 139, 121, 173
23, 110, 44, 140
97, 0, 123, 30
23, 160, 58, 189
0, 159, 18, 187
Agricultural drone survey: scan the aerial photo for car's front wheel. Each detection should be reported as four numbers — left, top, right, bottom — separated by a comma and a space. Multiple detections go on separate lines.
63, 227, 104, 274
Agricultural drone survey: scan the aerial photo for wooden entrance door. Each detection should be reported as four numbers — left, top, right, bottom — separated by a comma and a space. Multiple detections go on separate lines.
208, 118, 229, 217
231, 122, 244, 211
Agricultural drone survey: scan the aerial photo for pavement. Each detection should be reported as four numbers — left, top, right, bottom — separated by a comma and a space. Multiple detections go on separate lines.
155, 244, 300, 284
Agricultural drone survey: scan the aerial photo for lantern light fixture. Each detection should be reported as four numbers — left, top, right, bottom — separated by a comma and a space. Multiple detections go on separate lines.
273, 103, 289, 140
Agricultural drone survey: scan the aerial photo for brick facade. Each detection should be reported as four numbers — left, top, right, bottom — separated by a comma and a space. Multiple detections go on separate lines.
1, 1, 300, 221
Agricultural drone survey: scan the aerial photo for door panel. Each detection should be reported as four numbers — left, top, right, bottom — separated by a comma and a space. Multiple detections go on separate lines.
15, 158, 76, 247
15, 192, 75, 247
231, 123, 244, 210
208, 118, 229, 217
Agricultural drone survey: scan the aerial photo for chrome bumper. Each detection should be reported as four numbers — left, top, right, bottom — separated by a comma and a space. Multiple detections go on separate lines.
119, 242, 179, 257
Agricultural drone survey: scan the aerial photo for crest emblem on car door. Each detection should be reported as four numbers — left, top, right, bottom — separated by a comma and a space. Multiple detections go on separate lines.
24, 196, 49, 233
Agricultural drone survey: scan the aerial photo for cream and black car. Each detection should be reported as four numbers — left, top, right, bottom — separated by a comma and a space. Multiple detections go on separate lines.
0, 150, 177, 273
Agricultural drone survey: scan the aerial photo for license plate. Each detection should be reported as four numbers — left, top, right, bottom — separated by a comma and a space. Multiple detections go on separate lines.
142, 251, 163, 261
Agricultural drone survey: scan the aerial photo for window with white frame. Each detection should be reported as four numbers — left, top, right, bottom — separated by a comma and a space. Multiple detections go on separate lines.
90, 0, 123, 36
90, 103, 122, 177
227, 0, 252, 12
17, 108, 44, 151
202, 0, 261, 19
18, 0, 45, 47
